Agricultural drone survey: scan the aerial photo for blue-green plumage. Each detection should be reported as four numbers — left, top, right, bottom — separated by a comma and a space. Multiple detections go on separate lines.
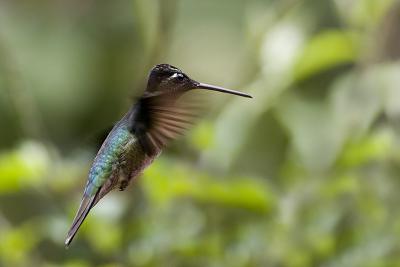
65, 112, 157, 246
85, 120, 134, 197
65, 64, 252, 247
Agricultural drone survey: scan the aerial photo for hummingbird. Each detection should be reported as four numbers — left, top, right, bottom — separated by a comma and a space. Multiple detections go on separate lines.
65, 64, 252, 246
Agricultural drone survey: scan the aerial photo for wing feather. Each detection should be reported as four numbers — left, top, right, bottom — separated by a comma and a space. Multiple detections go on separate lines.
131, 94, 199, 156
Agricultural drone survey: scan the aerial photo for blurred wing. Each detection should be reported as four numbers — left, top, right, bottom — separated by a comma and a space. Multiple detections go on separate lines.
133, 94, 199, 156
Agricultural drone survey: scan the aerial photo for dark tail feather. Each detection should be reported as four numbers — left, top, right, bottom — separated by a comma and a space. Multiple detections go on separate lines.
65, 192, 98, 247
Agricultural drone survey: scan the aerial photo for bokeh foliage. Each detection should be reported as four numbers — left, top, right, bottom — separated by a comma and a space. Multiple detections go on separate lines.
1, 0, 400, 266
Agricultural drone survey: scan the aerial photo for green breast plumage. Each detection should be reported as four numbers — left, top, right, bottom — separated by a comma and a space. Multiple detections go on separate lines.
84, 121, 135, 197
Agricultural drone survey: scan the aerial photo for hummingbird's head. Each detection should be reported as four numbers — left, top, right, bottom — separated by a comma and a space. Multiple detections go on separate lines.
144, 64, 252, 98
145, 64, 194, 96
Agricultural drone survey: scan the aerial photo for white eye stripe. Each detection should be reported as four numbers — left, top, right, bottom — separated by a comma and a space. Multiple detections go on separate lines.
170, 73, 184, 80
170, 73, 179, 79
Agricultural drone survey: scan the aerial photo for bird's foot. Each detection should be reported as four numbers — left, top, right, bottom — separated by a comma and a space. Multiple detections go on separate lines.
119, 180, 129, 191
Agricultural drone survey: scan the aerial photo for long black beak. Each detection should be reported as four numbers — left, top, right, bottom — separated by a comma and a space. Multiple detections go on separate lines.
196, 82, 252, 98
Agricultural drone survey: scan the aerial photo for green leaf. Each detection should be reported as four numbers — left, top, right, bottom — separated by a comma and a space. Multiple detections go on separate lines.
337, 130, 393, 168
0, 225, 38, 267
294, 30, 358, 81
0, 141, 49, 194
143, 160, 275, 213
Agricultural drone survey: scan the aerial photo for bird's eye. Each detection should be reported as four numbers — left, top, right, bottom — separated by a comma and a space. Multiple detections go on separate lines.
170, 73, 185, 81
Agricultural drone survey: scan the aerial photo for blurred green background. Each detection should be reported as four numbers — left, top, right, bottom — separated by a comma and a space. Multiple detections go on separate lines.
1, 0, 400, 266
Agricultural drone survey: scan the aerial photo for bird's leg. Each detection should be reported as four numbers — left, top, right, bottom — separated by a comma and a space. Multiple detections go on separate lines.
119, 175, 129, 191
118, 159, 130, 191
